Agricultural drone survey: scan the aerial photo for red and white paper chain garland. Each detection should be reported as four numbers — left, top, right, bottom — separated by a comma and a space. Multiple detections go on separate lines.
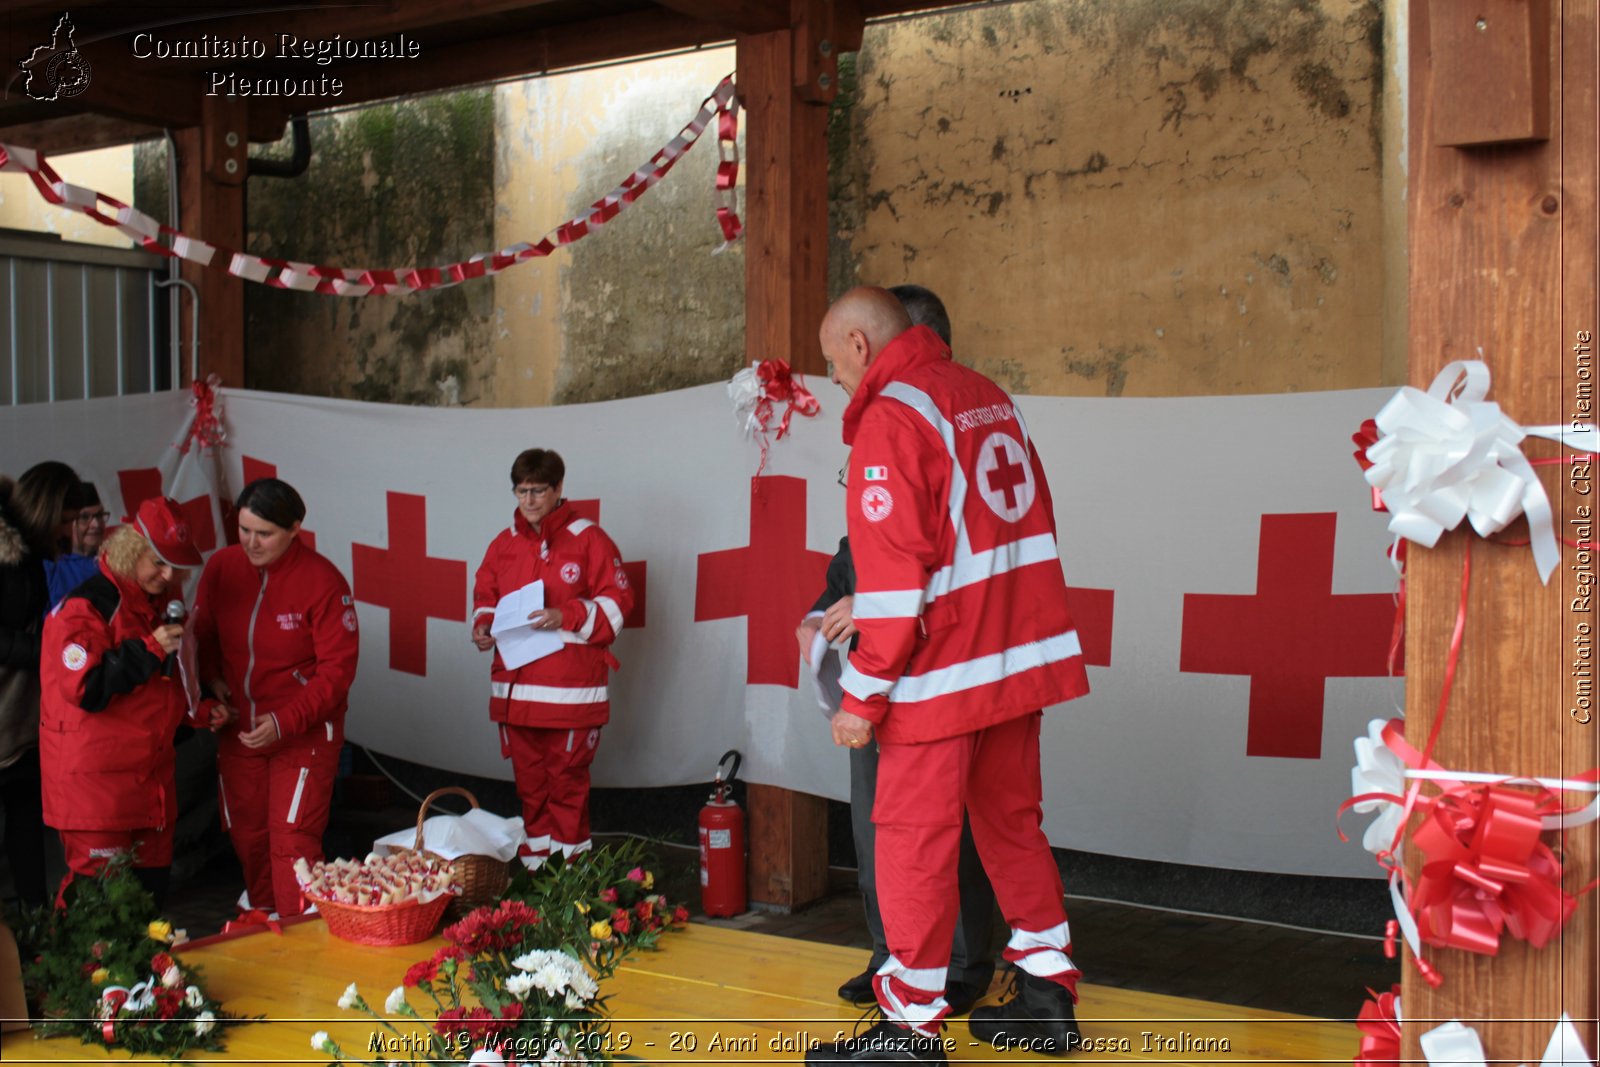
0, 76, 742, 296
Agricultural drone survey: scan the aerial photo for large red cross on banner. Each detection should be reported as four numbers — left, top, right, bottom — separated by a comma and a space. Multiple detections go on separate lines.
237, 456, 317, 550
351, 492, 468, 676
568, 498, 646, 629
1065, 586, 1114, 667
115, 468, 217, 554
1179, 512, 1400, 759
695, 476, 832, 688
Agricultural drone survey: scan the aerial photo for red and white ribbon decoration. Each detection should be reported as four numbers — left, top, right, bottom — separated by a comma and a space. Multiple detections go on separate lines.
1353, 984, 1401, 1066
727, 358, 822, 475
178, 375, 226, 454
0, 76, 741, 296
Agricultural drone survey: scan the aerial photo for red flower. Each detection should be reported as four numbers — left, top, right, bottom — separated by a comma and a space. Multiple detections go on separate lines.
442, 898, 542, 955
90, 941, 107, 960
636, 901, 654, 920
434, 1006, 467, 1040
404, 958, 439, 987
154, 987, 183, 1020
150, 952, 175, 975
673, 905, 690, 923
599, 887, 618, 904
612, 912, 632, 935
81, 961, 98, 976
498, 1002, 524, 1023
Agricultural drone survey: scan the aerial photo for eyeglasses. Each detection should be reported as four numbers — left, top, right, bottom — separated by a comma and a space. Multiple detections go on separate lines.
514, 485, 556, 499
74, 510, 108, 525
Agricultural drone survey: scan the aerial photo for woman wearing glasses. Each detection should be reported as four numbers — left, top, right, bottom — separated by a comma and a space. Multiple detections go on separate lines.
471, 448, 633, 870
191, 478, 359, 918
44, 481, 107, 608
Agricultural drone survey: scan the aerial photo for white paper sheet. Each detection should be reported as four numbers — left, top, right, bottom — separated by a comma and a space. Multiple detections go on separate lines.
490, 580, 562, 670
808, 628, 845, 719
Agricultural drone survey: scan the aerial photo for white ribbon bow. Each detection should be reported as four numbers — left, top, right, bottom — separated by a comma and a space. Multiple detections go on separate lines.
727, 362, 765, 437
1349, 718, 1407, 857
1364, 360, 1595, 584
1421, 1014, 1594, 1067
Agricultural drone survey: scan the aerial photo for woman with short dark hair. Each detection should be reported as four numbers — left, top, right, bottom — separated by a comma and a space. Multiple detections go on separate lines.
192, 477, 359, 918
471, 449, 633, 869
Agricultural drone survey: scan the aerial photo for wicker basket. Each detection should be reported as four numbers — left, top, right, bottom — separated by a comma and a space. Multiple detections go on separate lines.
315, 892, 451, 947
397, 786, 512, 919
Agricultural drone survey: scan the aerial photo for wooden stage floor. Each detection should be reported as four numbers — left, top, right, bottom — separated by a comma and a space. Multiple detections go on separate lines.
3, 918, 1357, 1064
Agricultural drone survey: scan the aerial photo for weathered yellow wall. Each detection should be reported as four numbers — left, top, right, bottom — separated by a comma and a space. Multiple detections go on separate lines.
0, 145, 134, 248
838, 0, 1393, 397
492, 50, 745, 409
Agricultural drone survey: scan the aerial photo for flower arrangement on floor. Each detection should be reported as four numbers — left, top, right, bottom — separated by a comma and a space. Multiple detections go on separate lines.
316, 899, 620, 1065
502, 841, 690, 958
317, 843, 689, 1065
10, 858, 240, 1057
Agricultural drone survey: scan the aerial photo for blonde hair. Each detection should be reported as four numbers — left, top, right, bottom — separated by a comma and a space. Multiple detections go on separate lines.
100, 524, 153, 577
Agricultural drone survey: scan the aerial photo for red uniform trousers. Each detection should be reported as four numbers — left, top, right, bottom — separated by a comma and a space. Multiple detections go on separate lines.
57, 781, 177, 877
872, 712, 1080, 1035
217, 729, 340, 916
502, 723, 601, 868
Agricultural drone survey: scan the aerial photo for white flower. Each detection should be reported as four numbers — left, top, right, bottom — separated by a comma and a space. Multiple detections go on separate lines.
512, 949, 566, 973
161, 964, 183, 988
337, 982, 360, 1010
184, 985, 204, 1009
384, 985, 408, 1015
468, 1050, 507, 1067
1350, 718, 1408, 857
504, 972, 537, 1000
529, 961, 572, 998
311, 1030, 333, 1053
192, 1010, 216, 1036
564, 990, 585, 1010
541, 1038, 587, 1066
567, 968, 598, 1002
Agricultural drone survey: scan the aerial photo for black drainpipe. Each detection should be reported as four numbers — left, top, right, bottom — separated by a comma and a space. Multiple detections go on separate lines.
248, 114, 312, 178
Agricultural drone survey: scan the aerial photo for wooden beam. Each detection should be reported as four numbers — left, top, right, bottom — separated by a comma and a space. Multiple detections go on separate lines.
744, 783, 829, 911
0, 114, 162, 155
1401, 0, 1597, 1062
173, 95, 247, 389
307, 8, 730, 111
650, 0, 791, 35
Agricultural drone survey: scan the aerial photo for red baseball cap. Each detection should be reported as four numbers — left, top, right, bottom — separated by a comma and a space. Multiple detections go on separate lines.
134, 496, 203, 568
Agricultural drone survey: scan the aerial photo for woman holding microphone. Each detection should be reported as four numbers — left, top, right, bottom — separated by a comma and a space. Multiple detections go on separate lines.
192, 478, 359, 919
39, 497, 226, 906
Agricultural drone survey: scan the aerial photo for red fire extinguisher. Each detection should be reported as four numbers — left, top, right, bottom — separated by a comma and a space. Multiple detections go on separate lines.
699, 749, 746, 917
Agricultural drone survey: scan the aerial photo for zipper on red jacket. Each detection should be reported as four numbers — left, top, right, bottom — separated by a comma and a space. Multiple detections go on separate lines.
244, 568, 269, 730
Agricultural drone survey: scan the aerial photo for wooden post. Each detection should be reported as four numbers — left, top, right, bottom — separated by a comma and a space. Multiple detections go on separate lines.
1403, 0, 1597, 1061
173, 94, 248, 388
735, 1, 861, 910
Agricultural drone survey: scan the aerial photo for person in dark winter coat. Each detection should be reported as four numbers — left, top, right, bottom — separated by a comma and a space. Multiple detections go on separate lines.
0, 462, 84, 908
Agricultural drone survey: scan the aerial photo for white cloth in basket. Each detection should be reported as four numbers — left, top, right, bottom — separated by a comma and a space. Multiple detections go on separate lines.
371, 808, 526, 863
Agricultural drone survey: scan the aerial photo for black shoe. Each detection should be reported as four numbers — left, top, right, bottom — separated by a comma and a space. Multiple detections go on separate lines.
837, 968, 878, 1006
967, 970, 1080, 1055
805, 1010, 949, 1065
942, 977, 985, 1017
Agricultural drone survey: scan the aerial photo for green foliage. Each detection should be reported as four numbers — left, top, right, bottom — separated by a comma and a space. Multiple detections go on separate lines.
13, 856, 242, 1057
503, 840, 690, 959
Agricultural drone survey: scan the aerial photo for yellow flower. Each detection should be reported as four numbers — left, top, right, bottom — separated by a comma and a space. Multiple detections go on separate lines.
589, 920, 614, 941
147, 920, 174, 942
642, 872, 654, 890
574, 901, 589, 915
90, 968, 109, 985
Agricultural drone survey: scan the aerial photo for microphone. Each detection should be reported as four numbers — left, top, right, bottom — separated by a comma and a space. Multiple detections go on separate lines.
161, 600, 186, 678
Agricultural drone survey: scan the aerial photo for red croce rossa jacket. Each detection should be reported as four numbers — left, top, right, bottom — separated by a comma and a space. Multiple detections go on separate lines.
839, 325, 1090, 743
473, 501, 633, 729
39, 559, 195, 832
192, 538, 360, 751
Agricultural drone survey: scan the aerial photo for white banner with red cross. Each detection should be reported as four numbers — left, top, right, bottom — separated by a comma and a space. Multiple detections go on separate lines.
2, 381, 1404, 877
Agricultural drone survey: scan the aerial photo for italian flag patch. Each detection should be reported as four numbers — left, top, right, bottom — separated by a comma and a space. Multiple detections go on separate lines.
863, 466, 889, 481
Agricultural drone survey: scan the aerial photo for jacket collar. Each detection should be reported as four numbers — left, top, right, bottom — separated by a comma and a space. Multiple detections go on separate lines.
841, 325, 952, 445
258, 536, 305, 575
514, 499, 574, 540
99, 556, 161, 620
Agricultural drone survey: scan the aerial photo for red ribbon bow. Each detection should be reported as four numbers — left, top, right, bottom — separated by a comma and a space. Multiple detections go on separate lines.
1353, 984, 1401, 1066
1352, 417, 1386, 511
182, 375, 225, 453
223, 908, 283, 936
1410, 783, 1576, 954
